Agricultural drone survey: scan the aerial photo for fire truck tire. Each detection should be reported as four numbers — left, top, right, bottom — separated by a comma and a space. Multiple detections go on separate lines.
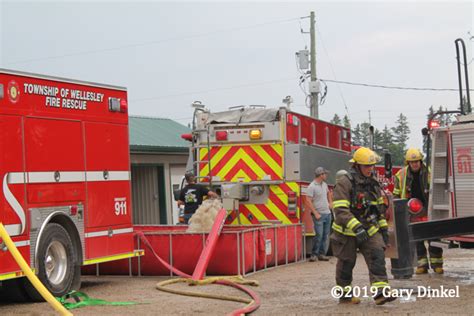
22, 223, 78, 301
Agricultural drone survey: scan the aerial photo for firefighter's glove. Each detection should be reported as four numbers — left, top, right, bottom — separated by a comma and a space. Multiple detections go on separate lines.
381, 229, 389, 246
354, 227, 369, 244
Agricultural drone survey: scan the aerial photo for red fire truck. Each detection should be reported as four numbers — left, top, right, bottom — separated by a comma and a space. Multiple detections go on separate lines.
424, 112, 474, 245
0, 69, 140, 300
183, 105, 352, 236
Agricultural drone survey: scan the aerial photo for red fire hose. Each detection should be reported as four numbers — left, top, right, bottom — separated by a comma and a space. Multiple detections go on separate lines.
136, 231, 261, 316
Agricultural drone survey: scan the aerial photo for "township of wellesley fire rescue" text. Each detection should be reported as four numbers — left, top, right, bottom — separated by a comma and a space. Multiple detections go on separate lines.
23, 83, 105, 111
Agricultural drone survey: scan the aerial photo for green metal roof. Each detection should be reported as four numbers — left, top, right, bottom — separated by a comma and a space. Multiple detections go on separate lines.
129, 116, 191, 153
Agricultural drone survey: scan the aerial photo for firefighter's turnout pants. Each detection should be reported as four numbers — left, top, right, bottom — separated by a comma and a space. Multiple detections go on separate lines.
416, 241, 443, 269
331, 231, 389, 291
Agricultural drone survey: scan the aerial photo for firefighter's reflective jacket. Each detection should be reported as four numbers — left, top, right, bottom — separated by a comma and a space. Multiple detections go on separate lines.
393, 163, 430, 222
393, 163, 430, 201
332, 167, 388, 237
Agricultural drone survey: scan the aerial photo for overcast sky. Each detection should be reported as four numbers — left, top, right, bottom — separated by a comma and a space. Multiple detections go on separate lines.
1, 1, 472, 148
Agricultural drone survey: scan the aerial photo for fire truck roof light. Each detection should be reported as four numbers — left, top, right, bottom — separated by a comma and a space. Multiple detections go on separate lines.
108, 98, 127, 113
181, 133, 193, 141
287, 114, 299, 126
428, 119, 440, 129
249, 129, 262, 140
216, 130, 228, 141
120, 99, 128, 113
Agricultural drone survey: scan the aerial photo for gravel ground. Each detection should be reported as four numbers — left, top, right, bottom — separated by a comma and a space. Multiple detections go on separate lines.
2, 247, 474, 315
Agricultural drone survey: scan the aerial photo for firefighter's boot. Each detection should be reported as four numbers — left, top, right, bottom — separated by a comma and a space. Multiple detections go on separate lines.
433, 267, 444, 274
429, 252, 444, 274
337, 286, 360, 305
374, 289, 397, 306
415, 266, 428, 274
339, 296, 361, 304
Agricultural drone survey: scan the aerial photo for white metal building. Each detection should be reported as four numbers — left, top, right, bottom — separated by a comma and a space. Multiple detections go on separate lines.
129, 116, 190, 225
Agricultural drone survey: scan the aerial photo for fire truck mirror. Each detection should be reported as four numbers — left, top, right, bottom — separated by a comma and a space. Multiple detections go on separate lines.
384, 152, 392, 179
421, 127, 429, 136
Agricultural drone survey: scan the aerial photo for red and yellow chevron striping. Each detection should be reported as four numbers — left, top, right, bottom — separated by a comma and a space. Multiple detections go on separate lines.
199, 144, 283, 182
226, 183, 301, 225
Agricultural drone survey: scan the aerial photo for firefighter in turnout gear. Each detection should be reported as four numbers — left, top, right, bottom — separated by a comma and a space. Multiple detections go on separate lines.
331, 147, 396, 305
393, 148, 443, 274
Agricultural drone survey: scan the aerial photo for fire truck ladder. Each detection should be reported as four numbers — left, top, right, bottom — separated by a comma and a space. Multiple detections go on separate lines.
193, 124, 213, 187
430, 129, 451, 220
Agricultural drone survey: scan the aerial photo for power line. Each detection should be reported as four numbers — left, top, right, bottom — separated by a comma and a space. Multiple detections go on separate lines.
6, 17, 301, 65
298, 18, 309, 48
129, 75, 470, 103
351, 109, 426, 114
130, 77, 297, 103
321, 79, 474, 91
316, 26, 351, 119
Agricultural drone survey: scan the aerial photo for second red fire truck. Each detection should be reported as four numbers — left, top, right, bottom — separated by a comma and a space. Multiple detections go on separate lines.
182, 104, 352, 236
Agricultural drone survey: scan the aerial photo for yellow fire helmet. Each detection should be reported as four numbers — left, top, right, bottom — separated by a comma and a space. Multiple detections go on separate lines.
349, 147, 380, 165
405, 148, 423, 163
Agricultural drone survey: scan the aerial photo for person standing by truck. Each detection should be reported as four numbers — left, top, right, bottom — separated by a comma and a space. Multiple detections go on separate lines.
393, 148, 443, 274
177, 172, 218, 224
304, 167, 332, 262
331, 147, 395, 305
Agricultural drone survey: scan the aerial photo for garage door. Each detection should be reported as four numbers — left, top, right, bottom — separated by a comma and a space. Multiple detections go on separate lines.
131, 165, 166, 224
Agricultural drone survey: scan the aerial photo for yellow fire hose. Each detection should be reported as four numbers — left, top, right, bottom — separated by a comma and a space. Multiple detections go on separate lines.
157, 275, 258, 303
0, 223, 72, 316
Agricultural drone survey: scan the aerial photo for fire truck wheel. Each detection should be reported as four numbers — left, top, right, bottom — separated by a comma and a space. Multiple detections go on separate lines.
22, 223, 77, 301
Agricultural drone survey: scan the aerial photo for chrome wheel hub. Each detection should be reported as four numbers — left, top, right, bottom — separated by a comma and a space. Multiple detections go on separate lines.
44, 241, 67, 286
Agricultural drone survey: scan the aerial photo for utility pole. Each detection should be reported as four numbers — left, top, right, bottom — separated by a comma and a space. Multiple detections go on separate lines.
368, 110, 374, 150
309, 11, 319, 119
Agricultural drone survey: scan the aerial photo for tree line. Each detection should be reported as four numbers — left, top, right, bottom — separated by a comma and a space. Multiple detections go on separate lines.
330, 105, 462, 166
329, 97, 470, 166
330, 113, 410, 166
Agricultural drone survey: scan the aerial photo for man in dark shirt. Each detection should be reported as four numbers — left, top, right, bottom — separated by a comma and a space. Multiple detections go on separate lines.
410, 170, 426, 205
177, 172, 217, 224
